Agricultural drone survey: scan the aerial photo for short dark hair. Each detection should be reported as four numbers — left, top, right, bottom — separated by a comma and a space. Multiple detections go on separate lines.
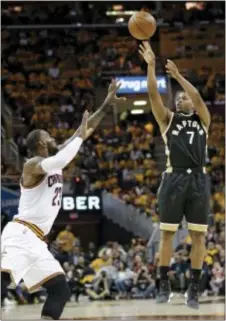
26, 129, 42, 153
175, 90, 185, 102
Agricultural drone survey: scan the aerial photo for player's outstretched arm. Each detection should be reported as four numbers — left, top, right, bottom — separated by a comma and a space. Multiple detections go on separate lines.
85, 79, 126, 138
24, 111, 89, 175
166, 59, 211, 129
139, 41, 172, 128
57, 80, 126, 150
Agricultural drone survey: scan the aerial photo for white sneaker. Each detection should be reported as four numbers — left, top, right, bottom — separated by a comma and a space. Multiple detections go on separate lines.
3, 298, 16, 306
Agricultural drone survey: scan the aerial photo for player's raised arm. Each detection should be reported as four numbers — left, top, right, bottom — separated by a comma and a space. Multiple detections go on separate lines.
165, 59, 211, 129
24, 111, 89, 175
85, 79, 126, 138
139, 41, 172, 128
56, 80, 126, 150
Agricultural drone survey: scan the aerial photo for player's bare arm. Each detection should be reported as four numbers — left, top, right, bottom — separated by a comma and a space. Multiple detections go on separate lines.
23, 111, 89, 180
57, 80, 126, 150
166, 59, 211, 129
139, 41, 172, 131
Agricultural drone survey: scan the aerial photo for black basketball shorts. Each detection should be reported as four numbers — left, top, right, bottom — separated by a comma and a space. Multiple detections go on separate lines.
157, 169, 211, 232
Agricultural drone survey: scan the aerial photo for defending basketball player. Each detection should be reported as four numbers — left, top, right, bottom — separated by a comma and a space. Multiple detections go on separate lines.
139, 42, 211, 309
1, 80, 125, 320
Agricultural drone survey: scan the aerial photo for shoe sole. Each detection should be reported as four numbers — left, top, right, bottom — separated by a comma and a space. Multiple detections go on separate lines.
168, 292, 174, 303
185, 300, 199, 309
156, 292, 174, 304
185, 295, 199, 309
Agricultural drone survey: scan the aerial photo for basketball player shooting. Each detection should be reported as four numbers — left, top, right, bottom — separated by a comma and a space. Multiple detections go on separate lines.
1, 80, 125, 320
139, 41, 211, 309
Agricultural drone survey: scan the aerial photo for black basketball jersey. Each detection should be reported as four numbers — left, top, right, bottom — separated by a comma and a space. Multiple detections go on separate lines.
162, 112, 208, 169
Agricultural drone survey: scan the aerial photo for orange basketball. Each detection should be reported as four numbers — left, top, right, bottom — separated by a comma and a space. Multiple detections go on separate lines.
128, 11, 157, 40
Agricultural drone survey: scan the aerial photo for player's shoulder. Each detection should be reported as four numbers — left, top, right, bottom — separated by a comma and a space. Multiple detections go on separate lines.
23, 156, 44, 171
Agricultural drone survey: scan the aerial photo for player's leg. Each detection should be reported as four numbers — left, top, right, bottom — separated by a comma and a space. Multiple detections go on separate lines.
157, 172, 187, 303
23, 246, 69, 320
1, 272, 11, 304
185, 172, 210, 309
41, 274, 70, 320
159, 230, 175, 280
1, 222, 35, 304
189, 230, 206, 281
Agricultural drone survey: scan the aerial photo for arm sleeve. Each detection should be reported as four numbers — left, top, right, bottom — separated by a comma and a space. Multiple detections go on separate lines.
41, 137, 83, 173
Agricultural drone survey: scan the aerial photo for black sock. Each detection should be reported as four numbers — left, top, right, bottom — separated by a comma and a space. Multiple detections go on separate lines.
160, 266, 169, 280
191, 268, 201, 284
1, 272, 11, 303
42, 275, 70, 320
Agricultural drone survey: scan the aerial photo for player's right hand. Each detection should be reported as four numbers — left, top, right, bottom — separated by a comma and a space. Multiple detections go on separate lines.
78, 110, 89, 140
165, 59, 180, 79
138, 41, 155, 66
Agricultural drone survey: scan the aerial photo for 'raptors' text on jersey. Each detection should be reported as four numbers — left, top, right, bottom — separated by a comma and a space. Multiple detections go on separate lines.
14, 170, 63, 235
162, 113, 208, 169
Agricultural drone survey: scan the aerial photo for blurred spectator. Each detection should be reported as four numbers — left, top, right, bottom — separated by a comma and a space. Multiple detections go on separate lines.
168, 252, 190, 293
132, 265, 156, 298
86, 270, 111, 300
210, 262, 225, 296
56, 224, 77, 253
90, 251, 112, 273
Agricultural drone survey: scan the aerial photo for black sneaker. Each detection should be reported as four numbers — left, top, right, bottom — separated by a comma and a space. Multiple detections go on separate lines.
185, 283, 199, 309
156, 280, 172, 303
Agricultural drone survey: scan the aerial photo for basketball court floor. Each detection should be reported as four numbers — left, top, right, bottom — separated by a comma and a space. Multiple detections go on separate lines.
2, 295, 225, 320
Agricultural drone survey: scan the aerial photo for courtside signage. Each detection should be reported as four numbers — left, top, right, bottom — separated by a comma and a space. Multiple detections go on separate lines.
116, 76, 167, 94
61, 194, 102, 213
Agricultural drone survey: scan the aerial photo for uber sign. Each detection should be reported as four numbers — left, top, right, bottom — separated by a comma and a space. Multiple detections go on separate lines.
61, 194, 102, 213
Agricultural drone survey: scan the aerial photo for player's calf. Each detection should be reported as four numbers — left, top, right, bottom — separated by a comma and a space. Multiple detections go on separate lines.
157, 230, 175, 304
186, 230, 206, 309
41, 274, 70, 320
159, 230, 175, 278
189, 230, 206, 274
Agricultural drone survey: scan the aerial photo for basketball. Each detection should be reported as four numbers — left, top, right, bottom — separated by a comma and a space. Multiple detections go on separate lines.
128, 11, 157, 40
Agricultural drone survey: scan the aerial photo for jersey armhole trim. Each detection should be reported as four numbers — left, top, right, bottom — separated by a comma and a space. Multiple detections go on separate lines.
161, 112, 174, 138
20, 174, 47, 189
200, 121, 208, 134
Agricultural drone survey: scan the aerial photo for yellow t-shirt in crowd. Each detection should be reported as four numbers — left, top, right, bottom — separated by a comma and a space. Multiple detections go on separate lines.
56, 230, 75, 252
90, 258, 111, 272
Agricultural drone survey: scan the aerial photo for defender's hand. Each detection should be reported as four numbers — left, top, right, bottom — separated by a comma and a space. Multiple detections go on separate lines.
139, 41, 155, 66
165, 59, 180, 79
106, 79, 126, 105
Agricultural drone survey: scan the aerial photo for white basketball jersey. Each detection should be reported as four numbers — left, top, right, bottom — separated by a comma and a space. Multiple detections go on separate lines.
14, 169, 63, 235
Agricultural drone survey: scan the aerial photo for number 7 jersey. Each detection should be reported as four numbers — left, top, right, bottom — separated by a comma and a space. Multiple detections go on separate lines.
15, 169, 63, 235
162, 112, 208, 169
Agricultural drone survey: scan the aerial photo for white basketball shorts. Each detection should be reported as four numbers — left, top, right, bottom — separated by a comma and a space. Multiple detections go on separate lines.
1, 221, 64, 292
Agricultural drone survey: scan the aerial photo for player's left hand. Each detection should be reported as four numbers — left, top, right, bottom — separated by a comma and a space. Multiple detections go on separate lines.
165, 59, 180, 79
106, 79, 127, 105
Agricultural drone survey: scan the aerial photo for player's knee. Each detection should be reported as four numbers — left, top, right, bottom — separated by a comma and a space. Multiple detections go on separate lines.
160, 230, 175, 242
189, 231, 206, 246
44, 274, 70, 302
